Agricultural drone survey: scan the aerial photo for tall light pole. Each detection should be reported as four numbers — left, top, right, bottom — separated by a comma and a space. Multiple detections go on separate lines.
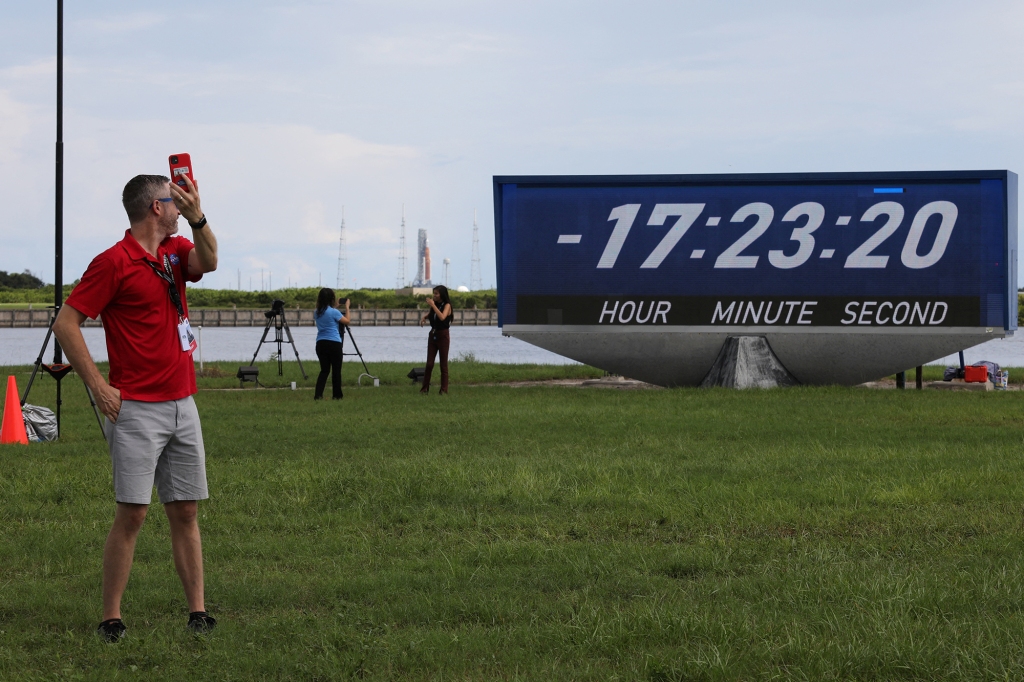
54, 0, 64, 364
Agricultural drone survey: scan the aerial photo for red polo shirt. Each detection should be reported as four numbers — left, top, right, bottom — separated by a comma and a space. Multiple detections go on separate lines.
66, 230, 202, 402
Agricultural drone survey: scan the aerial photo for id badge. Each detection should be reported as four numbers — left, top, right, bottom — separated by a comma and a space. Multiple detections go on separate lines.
177, 318, 197, 354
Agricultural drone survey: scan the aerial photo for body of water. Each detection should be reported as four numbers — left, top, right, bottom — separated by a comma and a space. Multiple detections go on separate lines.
4, 327, 1024, 369
0, 326, 576, 366
926, 335, 1024, 368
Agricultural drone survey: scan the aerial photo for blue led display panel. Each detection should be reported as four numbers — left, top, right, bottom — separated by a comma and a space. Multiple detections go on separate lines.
494, 172, 1018, 331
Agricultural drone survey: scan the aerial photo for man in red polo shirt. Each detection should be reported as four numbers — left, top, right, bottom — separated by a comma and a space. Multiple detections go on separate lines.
54, 172, 219, 642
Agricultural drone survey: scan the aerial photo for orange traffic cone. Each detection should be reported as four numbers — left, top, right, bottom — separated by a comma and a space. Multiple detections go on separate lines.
1, 375, 29, 445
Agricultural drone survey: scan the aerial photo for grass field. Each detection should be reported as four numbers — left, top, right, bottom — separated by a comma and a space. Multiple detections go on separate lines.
3, 362, 1024, 680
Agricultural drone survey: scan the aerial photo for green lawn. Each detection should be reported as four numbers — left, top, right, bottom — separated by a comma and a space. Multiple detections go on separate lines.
2, 366, 1024, 680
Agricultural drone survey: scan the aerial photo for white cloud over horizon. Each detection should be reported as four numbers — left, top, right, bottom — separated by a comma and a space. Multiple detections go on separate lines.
72, 12, 167, 35
1, 0, 1022, 291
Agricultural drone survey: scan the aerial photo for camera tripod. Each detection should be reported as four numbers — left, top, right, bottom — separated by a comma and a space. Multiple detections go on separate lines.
249, 300, 307, 379
20, 306, 106, 440
340, 324, 380, 387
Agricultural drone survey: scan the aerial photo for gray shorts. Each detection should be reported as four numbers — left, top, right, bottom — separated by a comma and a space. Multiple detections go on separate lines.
105, 396, 209, 505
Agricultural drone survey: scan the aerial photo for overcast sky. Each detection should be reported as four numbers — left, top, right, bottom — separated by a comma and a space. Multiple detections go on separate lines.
1, 1, 1022, 290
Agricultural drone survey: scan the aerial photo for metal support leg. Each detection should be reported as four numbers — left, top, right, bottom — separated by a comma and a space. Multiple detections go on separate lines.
83, 383, 106, 441
282, 320, 307, 379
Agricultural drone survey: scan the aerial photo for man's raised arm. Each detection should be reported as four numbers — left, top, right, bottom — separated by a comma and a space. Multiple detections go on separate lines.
171, 174, 218, 275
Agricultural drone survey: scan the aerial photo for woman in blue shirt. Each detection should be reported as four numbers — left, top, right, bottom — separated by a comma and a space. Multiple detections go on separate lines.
313, 288, 350, 400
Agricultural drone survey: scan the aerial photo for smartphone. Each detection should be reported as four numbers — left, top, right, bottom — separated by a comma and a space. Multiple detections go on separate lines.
168, 153, 194, 192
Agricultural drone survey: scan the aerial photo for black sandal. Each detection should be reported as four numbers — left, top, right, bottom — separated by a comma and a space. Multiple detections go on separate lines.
96, 618, 126, 642
187, 611, 217, 634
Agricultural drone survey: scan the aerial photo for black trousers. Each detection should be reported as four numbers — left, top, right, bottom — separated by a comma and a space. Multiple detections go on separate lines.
315, 339, 343, 399
422, 328, 450, 393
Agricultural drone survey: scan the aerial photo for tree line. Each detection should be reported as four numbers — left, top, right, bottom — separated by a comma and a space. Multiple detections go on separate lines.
184, 287, 498, 310
0, 270, 46, 289
0, 283, 497, 309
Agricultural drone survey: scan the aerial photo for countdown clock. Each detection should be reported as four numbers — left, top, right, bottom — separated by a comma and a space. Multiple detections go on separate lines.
494, 171, 1018, 386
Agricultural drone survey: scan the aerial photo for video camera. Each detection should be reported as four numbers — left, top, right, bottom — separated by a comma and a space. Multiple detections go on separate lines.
264, 299, 286, 319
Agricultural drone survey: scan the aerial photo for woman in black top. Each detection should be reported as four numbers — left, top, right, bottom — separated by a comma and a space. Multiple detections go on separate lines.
419, 285, 452, 394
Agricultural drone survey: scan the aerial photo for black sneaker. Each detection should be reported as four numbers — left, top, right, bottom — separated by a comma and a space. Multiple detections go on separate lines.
187, 611, 217, 634
96, 618, 126, 643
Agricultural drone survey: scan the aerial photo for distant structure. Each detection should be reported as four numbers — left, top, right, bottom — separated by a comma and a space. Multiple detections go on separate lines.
424, 240, 431, 284
413, 228, 432, 287
396, 204, 407, 288
336, 206, 347, 290
470, 209, 483, 291
442, 258, 451, 288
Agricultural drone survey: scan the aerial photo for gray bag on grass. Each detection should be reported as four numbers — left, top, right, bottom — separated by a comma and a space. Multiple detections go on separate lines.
22, 404, 57, 442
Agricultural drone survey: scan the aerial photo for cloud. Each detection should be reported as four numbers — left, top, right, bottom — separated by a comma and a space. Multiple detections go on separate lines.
298, 200, 333, 245
4, 0, 1020, 289
355, 29, 510, 66
605, 62, 722, 88
347, 225, 395, 246
73, 13, 166, 35
0, 89, 49, 204
0, 58, 56, 80
33, 116, 444, 288
0, 90, 37, 154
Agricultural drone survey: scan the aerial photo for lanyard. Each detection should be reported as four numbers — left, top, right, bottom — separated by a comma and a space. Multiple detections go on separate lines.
146, 255, 185, 319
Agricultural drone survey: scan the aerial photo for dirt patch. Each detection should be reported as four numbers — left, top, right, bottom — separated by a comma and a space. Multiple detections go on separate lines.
482, 376, 661, 390
858, 378, 1018, 391
196, 367, 231, 378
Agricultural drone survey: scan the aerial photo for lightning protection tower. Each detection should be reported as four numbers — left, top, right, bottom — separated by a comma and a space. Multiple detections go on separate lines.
470, 209, 483, 291
336, 206, 347, 289
396, 204, 407, 288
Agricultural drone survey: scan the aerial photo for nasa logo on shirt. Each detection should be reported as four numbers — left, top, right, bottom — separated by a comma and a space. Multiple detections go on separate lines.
169, 254, 180, 265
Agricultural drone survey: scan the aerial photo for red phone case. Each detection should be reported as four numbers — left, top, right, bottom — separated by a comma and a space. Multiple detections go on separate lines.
168, 153, 194, 192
